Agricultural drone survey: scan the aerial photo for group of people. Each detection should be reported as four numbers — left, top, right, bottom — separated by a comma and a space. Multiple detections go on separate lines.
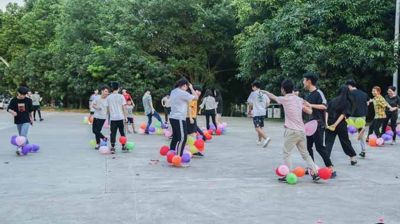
6, 87, 44, 155
247, 72, 399, 182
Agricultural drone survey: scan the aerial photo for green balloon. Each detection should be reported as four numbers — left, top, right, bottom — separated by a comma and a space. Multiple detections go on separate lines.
126, 142, 136, 151
187, 136, 195, 145
354, 118, 366, 129
346, 118, 355, 127
89, 139, 96, 148
154, 121, 161, 128
286, 173, 297, 185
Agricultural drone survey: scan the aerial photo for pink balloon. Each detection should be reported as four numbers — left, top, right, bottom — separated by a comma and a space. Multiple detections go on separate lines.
138, 128, 145, 134
164, 130, 172, 138
304, 120, 318, 136
278, 165, 290, 176
376, 138, 384, 146
99, 146, 110, 154
15, 136, 27, 146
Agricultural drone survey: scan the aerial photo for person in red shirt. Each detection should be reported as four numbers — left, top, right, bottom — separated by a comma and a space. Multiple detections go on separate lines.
122, 89, 133, 102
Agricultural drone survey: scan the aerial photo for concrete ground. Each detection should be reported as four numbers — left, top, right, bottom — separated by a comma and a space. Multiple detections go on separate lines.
0, 110, 399, 224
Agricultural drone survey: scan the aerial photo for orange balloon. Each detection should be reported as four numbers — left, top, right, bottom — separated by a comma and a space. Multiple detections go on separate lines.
293, 167, 305, 177
172, 155, 182, 167
369, 138, 377, 147
140, 122, 147, 130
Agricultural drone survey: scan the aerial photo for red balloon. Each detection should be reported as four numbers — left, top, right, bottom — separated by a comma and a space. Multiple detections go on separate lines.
119, 136, 127, 144
208, 130, 213, 135
205, 133, 212, 140
318, 168, 332, 180
194, 139, 205, 149
215, 129, 222, 136
166, 151, 176, 163
160, 145, 170, 156
275, 168, 284, 177
385, 126, 392, 132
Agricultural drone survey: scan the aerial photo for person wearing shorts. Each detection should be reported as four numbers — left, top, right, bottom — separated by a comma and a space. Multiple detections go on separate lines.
247, 81, 271, 148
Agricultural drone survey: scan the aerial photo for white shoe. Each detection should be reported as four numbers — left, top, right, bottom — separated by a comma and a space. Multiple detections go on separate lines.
262, 137, 271, 148
391, 141, 395, 145
257, 140, 262, 146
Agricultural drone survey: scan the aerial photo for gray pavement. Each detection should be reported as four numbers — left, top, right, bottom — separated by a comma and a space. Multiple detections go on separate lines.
0, 110, 399, 224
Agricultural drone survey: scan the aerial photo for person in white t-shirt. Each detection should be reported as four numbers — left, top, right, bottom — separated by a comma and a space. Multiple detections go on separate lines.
247, 81, 271, 148
89, 89, 99, 115
169, 79, 198, 157
92, 86, 109, 149
107, 82, 127, 154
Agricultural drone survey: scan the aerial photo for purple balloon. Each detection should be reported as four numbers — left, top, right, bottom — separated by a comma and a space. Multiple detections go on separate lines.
347, 126, 357, 134
21, 144, 31, 155
397, 131, 400, 137
210, 124, 216, 131
382, 134, 392, 141
10, 135, 17, 146
385, 130, 394, 137
149, 127, 156, 133
31, 144, 40, 152
182, 153, 191, 163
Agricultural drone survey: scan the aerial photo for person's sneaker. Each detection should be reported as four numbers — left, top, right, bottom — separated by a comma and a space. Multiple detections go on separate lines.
351, 160, 358, 166
391, 141, 395, 145
262, 137, 271, 148
110, 147, 116, 154
144, 131, 150, 135
95, 145, 100, 150
359, 152, 366, 158
257, 140, 262, 146
122, 146, 127, 152
311, 174, 320, 182
16, 148, 22, 156
34, 119, 37, 121
193, 152, 204, 157
278, 176, 287, 182
161, 124, 168, 129
331, 171, 337, 179
40, 118, 44, 121
305, 168, 310, 175
202, 136, 207, 142
181, 163, 190, 168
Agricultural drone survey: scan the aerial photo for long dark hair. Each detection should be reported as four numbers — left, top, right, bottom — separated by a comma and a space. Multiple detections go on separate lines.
331, 86, 354, 115
204, 89, 213, 97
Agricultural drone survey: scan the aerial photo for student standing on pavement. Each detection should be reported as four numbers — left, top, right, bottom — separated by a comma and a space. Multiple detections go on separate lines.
107, 82, 127, 154
31, 91, 44, 121
382, 86, 400, 145
161, 94, 171, 124
92, 86, 110, 149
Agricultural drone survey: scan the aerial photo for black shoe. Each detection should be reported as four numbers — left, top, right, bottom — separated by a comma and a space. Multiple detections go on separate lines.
16, 150, 21, 156
312, 174, 320, 182
193, 152, 204, 157
331, 171, 337, 179
95, 145, 100, 150
144, 131, 149, 135
278, 177, 287, 182
122, 146, 127, 152
34, 119, 37, 121
110, 147, 116, 154
359, 152, 365, 158
305, 169, 309, 175
351, 160, 358, 166
40, 118, 44, 121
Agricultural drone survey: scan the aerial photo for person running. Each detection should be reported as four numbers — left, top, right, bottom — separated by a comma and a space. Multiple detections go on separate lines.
169, 79, 198, 157
325, 86, 358, 166
142, 89, 165, 134
261, 79, 320, 182
199, 89, 218, 131
346, 80, 370, 158
302, 72, 335, 177
161, 94, 171, 124
107, 82, 127, 154
31, 91, 44, 121
125, 99, 137, 134
382, 86, 400, 145
247, 81, 271, 148
214, 89, 224, 125
7, 86, 33, 156
92, 86, 109, 149
89, 89, 99, 115
367, 86, 396, 138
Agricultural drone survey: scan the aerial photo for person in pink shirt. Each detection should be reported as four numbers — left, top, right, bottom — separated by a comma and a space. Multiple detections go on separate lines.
261, 79, 320, 182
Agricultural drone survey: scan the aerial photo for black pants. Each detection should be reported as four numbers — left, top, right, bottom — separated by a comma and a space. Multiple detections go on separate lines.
92, 118, 106, 144
325, 122, 356, 158
194, 118, 205, 137
169, 118, 187, 156
205, 109, 217, 130
368, 118, 385, 137
164, 107, 171, 123
110, 120, 125, 147
382, 112, 398, 141
33, 105, 42, 120
307, 124, 333, 167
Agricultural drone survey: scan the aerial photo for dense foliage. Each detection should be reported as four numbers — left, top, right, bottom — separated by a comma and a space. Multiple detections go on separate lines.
0, 0, 397, 111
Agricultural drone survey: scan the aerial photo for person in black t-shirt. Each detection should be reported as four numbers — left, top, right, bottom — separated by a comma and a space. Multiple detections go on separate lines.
346, 80, 369, 158
382, 86, 400, 144
325, 86, 357, 166
303, 72, 335, 177
7, 86, 33, 155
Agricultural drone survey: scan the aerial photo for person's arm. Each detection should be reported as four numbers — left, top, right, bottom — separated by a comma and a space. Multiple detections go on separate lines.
28, 100, 33, 125
161, 98, 166, 107
303, 102, 313, 115
7, 98, 17, 117
188, 83, 198, 100
188, 103, 194, 124
260, 90, 278, 102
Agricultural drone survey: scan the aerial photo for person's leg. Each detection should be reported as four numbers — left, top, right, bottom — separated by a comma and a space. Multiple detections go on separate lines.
314, 125, 333, 167
169, 118, 181, 152
20, 123, 30, 144
283, 129, 296, 170
296, 131, 319, 174
374, 119, 384, 137
164, 108, 168, 122
382, 117, 390, 135
367, 119, 376, 137
205, 111, 211, 130
33, 107, 37, 120
17, 124, 22, 136
145, 113, 152, 133
306, 135, 315, 160
337, 123, 357, 158
390, 113, 398, 141
117, 120, 126, 148
37, 106, 42, 120
211, 113, 218, 131
324, 129, 336, 158
110, 121, 118, 148
153, 111, 163, 124
178, 119, 188, 156
92, 118, 100, 144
